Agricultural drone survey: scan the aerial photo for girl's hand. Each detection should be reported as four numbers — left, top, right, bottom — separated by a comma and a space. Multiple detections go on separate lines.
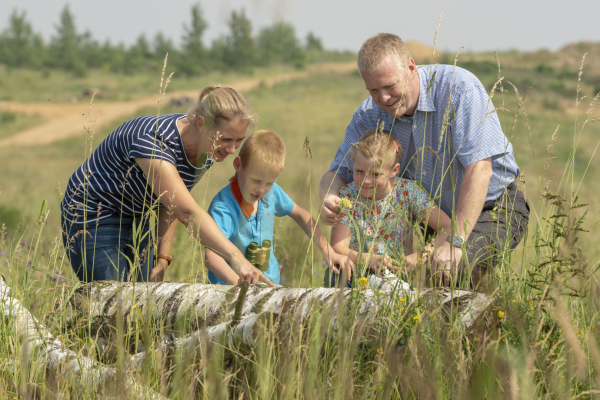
328, 253, 355, 283
369, 254, 394, 274
230, 254, 275, 287
149, 258, 169, 282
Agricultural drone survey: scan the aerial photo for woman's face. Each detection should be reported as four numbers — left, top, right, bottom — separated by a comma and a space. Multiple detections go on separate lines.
352, 152, 399, 200
203, 119, 250, 162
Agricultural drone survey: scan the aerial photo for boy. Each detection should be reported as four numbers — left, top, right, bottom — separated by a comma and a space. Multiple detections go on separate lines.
206, 130, 353, 285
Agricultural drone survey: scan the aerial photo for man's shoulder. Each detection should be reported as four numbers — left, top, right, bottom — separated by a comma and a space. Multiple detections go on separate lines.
419, 64, 483, 94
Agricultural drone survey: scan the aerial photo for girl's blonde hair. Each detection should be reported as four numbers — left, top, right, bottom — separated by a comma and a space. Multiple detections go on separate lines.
351, 129, 402, 169
239, 130, 286, 174
186, 83, 258, 130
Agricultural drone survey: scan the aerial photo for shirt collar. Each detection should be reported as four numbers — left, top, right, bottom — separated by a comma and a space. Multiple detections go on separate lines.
415, 66, 436, 113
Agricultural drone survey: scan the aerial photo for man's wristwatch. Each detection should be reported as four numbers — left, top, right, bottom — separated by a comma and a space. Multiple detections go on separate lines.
446, 235, 465, 248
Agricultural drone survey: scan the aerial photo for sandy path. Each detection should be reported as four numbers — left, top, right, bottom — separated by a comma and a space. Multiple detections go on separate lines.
0, 62, 356, 148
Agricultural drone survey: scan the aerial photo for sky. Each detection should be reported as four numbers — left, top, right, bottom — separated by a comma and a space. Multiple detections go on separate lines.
1, 0, 599, 53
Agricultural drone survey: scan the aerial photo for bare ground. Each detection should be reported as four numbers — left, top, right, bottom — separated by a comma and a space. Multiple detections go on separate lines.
0, 62, 356, 148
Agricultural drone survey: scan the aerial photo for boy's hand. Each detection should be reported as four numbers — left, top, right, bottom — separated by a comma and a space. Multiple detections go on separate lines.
369, 254, 394, 274
328, 253, 355, 283
230, 255, 275, 287
322, 194, 345, 225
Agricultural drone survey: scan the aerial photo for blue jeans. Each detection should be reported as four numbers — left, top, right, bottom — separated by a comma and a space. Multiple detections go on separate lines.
62, 215, 155, 282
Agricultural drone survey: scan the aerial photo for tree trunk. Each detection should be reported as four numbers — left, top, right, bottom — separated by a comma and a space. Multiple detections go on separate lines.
68, 275, 495, 355
0, 276, 166, 400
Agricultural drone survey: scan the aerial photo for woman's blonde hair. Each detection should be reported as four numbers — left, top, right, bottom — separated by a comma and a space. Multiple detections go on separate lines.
186, 83, 258, 130
238, 130, 286, 174
351, 129, 402, 170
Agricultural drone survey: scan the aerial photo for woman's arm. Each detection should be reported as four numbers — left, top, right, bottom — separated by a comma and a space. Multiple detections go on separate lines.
149, 207, 179, 281
135, 158, 274, 286
205, 248, 242, 285
287, 203, 354, 278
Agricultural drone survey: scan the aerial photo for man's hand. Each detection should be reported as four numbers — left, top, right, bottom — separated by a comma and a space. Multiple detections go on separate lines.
429, 241, 463, 286
149, 258, 169, 282
322, 194, 346, 226
327, 252, 355, 282
230, 254, 275, 287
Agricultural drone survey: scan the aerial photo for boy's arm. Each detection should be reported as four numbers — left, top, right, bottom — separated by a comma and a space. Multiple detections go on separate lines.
205, 248, 243, 285
287, 203, 354, 276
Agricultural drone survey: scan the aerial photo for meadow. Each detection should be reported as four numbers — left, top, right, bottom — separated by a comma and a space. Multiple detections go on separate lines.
1, 42, 600, 398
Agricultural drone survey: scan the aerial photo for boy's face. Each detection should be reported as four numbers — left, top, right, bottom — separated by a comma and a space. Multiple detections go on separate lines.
233, 157, 281, 204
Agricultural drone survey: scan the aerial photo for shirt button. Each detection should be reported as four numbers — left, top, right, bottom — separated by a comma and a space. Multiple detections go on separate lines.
413, 124, 417, 129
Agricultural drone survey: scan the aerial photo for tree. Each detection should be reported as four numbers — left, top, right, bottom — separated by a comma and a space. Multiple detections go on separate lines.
0, 9, 44, 68
257, 22, 305, 68
179, 3, 209, 76
49, 4, 86, 75
306, 32, 323, 52
222, 9, 255, 70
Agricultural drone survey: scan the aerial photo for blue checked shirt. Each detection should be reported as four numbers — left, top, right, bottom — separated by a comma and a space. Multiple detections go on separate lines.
329, 64, 520, 217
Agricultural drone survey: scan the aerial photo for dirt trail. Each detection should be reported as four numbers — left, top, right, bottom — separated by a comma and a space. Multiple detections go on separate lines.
0, 62, 356, 148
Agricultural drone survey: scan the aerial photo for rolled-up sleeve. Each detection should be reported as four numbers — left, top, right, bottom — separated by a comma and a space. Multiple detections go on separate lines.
451, 84, 509, 168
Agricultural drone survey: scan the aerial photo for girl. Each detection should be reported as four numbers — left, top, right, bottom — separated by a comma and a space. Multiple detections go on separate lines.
330, 129, 452, 283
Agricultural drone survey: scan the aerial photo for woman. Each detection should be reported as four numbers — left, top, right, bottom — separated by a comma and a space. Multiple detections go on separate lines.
61, 84, 271, 285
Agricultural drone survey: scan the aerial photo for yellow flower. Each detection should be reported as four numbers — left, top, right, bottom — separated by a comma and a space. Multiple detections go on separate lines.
359, 277, 368, 289
399, 297, 407, 302
497, 310, 505, 319
473, 336, 480, 342
529, 307, 535, 311
377, 347, 384, 355
413, 315, 420, 323
502, 338, 506, 342
338, 198, 354, 211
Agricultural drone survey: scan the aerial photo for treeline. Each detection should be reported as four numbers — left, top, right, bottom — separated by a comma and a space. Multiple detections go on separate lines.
0, 4, 352, 77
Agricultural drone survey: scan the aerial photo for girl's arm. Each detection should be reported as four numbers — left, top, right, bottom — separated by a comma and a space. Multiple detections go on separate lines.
149, 206, 178, 281
287, 203, 354, 277
205, 248, 243, 285
135, 158, 274, 286
404, 205, 453, 271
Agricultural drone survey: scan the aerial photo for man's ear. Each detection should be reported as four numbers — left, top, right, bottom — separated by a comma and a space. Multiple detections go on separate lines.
233, 156, 242, 171
196, 115, 205, 132
407, 58, 417, 74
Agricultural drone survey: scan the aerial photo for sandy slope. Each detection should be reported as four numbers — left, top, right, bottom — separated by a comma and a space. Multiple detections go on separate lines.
0, 62, 356, 148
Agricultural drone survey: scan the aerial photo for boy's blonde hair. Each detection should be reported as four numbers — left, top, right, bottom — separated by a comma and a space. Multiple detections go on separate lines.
351, 129, 402, 170
186, 83, 258, 130
357, 33, 412, 73
239, 130, 286, 173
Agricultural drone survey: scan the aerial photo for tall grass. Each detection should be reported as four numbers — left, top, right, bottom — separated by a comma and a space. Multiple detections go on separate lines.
0, 44, 600, 399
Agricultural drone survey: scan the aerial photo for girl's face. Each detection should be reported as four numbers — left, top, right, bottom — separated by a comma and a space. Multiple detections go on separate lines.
352, 152, 400, 200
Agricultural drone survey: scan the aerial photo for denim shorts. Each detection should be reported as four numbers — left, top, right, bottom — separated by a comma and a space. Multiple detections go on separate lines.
61, 215, 155, 283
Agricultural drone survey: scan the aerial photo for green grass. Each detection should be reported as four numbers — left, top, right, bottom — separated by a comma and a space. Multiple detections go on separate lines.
0, 58, 599, 398
0, 111, 44, 140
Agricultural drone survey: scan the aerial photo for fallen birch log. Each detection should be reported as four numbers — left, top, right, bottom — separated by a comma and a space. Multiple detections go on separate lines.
0, 276, 166, 400
68, 276, 494, 350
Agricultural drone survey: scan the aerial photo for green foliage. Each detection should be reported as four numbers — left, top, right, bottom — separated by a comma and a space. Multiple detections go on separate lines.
222, 9, 256, 71
178, 3, 209, 76
48, 4, 87, 76
0, 10, 44, 68
257, 22, 306, 68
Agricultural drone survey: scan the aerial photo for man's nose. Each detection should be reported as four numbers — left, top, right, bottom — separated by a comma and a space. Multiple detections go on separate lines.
379, 90, 391, 104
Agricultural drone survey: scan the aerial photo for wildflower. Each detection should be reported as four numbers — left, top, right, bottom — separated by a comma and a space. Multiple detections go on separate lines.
497, 310, 505, 319
413, 314, 420, 323
473, 336, 480, 342
399, 297, 407, 303
359, 276, 368, 289
337, 198, 354, 212
529, 306, 535, 311
20, 240, 27, 247
0, 251, 5, 257
377, 347, 384, 355
502, 338, 506, 342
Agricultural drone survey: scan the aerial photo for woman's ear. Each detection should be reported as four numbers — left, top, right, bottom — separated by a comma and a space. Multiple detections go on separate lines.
233, 156, 242, 171
196, 116, 205, 132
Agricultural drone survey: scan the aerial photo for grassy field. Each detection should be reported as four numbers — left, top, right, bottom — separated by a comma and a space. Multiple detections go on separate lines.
1, 49, 600, 398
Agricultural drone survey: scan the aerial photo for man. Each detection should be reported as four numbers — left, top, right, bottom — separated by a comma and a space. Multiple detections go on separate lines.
320, 33, 529, 287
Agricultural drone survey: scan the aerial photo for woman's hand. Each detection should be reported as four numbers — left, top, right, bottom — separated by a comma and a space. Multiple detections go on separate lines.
368, 254, 394, 274
327, 252, 355, 283
230, 254, 275, 287
149, 258, 169, 282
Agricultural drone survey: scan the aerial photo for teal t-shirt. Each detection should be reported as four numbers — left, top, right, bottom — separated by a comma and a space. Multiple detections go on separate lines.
207, 182, 295, 284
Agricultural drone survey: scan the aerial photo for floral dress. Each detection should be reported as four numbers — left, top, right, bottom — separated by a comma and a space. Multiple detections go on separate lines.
338, 177, 432, 257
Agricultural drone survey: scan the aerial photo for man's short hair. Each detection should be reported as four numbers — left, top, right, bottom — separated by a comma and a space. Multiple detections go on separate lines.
357, 33, 412, 73
239, 130, 286, 174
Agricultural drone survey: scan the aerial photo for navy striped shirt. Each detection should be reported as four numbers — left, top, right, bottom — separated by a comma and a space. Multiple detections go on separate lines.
61, 114, 213, 223
330, 64, 520, 217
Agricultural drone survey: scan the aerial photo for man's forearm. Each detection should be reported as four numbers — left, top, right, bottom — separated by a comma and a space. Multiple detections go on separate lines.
454, 158, 493, 239
319, 170, 348, 200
